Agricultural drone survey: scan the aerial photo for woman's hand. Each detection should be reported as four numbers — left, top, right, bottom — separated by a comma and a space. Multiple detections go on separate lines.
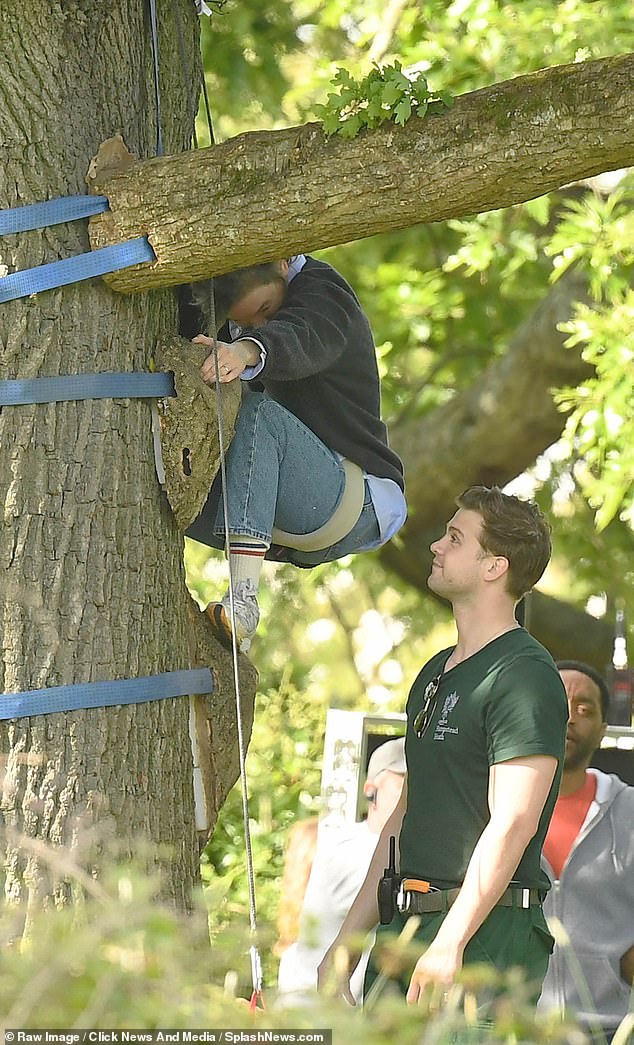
194, 335, 260, 384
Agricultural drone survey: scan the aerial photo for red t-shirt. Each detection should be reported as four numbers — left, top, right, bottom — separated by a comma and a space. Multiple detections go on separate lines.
543, 772, 597, 879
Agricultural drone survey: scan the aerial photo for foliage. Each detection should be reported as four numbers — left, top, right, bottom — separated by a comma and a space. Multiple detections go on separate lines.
547, 183, 634, 528
0, 859, 238, 1027
315, 61, 453, 137
0, 850, 604, 1042
201, 0, 632, 139
200, 671, 325, 956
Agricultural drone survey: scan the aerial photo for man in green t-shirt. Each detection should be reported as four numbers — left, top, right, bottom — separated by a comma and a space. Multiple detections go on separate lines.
318, 485, 568, 1010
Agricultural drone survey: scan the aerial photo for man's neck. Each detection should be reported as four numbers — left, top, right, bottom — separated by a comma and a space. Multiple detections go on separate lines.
559, 766, 592, 797
448, 602, 519, 668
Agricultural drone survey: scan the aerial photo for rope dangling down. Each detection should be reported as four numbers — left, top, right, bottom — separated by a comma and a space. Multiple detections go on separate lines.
175, 7, 263, 1000
206, 281, 265, 1001
147, 0, 164, 157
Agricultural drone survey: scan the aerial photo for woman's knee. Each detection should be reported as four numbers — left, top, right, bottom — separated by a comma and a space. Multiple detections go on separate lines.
236, 393, 288, 431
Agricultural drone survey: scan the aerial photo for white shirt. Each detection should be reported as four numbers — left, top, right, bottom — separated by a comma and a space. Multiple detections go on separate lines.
277, 819, 379, 1006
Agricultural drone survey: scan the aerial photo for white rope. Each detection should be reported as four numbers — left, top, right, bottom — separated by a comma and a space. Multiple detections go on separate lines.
207, 283, 263, 993
174, 1, 263, 994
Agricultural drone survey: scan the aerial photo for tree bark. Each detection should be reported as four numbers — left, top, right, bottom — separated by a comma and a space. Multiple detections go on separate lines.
0, 0, 254, 911
85, 52, 634, 293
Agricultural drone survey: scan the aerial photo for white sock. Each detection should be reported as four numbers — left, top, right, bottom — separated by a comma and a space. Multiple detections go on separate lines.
227, 534, 269, 590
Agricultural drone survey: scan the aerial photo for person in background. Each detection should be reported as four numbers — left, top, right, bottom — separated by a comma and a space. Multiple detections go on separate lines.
277, 737, 406, 1006
276, 817, 319, 960
539, 660, 634, 1043
181, 256, 406, 653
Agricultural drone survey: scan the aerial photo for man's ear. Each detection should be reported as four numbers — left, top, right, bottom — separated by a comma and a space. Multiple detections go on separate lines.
486, 555, 509, 582
278, 259, 290, 279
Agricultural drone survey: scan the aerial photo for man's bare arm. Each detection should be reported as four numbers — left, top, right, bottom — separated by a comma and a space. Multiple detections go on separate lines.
406, 754, 557, 1005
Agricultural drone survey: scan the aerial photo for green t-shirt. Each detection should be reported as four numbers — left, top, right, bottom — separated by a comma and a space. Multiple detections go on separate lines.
399, 628, 568, 891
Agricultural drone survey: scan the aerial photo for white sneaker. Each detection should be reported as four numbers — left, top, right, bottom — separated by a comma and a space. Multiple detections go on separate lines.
206, 579, 260, 653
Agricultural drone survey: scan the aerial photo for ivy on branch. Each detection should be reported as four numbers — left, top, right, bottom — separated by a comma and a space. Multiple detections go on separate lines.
316, 61, 453, 139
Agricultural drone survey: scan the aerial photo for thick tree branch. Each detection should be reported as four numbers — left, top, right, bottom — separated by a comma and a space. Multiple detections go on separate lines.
87, 54, 634, 293
388, 268, 592, 543
526, 591, 613, 671
378, 268, 612, 661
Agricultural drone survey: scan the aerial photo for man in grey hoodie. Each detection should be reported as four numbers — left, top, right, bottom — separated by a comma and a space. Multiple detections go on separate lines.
539, 660, 634, 1043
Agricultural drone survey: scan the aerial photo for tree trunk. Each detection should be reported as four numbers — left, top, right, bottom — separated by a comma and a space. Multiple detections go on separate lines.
0, 0, 255, 911
85, 52, 634, 293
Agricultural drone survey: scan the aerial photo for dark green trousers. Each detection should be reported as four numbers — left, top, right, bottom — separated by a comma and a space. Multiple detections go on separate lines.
364, 904, 554, 1004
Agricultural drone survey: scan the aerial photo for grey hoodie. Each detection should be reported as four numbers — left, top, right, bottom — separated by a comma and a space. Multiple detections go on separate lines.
539, 769, 634, 1037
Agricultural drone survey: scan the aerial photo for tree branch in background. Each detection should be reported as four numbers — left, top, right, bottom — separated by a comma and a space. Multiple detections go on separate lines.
389, 267, 592, 542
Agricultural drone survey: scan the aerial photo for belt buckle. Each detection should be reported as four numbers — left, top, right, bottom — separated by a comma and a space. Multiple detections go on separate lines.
521, 888, 530, 909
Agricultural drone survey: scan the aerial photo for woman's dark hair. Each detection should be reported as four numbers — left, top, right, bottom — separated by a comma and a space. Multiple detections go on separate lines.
191, 262, 287, 328
456, 485, 552, 601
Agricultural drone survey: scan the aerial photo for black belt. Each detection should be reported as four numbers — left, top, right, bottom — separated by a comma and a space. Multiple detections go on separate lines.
396, 879, 542, 915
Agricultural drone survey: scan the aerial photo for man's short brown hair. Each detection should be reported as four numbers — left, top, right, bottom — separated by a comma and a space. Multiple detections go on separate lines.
457, 486, 552, 600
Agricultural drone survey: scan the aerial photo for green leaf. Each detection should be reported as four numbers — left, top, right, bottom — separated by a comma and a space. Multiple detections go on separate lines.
338, 113, 363, 138
386, 68, 410, 90
333, 67, 353, 87
412, 78, 431, 103
319, 110, 341, 135
394, 97, 412, 126
366, 96, 385, 124
381, 80, 404, 106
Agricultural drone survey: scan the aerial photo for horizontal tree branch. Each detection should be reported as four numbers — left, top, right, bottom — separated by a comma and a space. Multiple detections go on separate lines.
88, 53, 634, 293
388, 267, 592, 542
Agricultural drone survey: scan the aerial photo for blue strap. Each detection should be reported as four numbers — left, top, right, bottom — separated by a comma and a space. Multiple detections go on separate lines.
0, 668, 214, 720
0, 371, 175, 407
0, 237, 155, 303
0, 195, 109, 235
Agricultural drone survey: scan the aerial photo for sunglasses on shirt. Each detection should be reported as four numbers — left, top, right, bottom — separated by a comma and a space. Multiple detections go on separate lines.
413, 675, 441, 739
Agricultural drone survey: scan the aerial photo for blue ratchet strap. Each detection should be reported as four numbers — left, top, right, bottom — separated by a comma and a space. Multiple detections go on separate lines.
0, 371, 175, 407
0, 195, 109, 235
0, 238, 155, 303
0, 668, 214, 720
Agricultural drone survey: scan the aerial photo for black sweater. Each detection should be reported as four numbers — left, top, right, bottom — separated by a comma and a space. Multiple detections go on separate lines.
229, 257, 404, 491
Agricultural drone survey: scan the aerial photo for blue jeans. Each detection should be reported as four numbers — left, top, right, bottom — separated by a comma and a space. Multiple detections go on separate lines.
186, 392, 381, 567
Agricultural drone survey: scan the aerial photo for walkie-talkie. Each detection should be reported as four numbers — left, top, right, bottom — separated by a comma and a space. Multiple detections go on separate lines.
377, 835, 399, 925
